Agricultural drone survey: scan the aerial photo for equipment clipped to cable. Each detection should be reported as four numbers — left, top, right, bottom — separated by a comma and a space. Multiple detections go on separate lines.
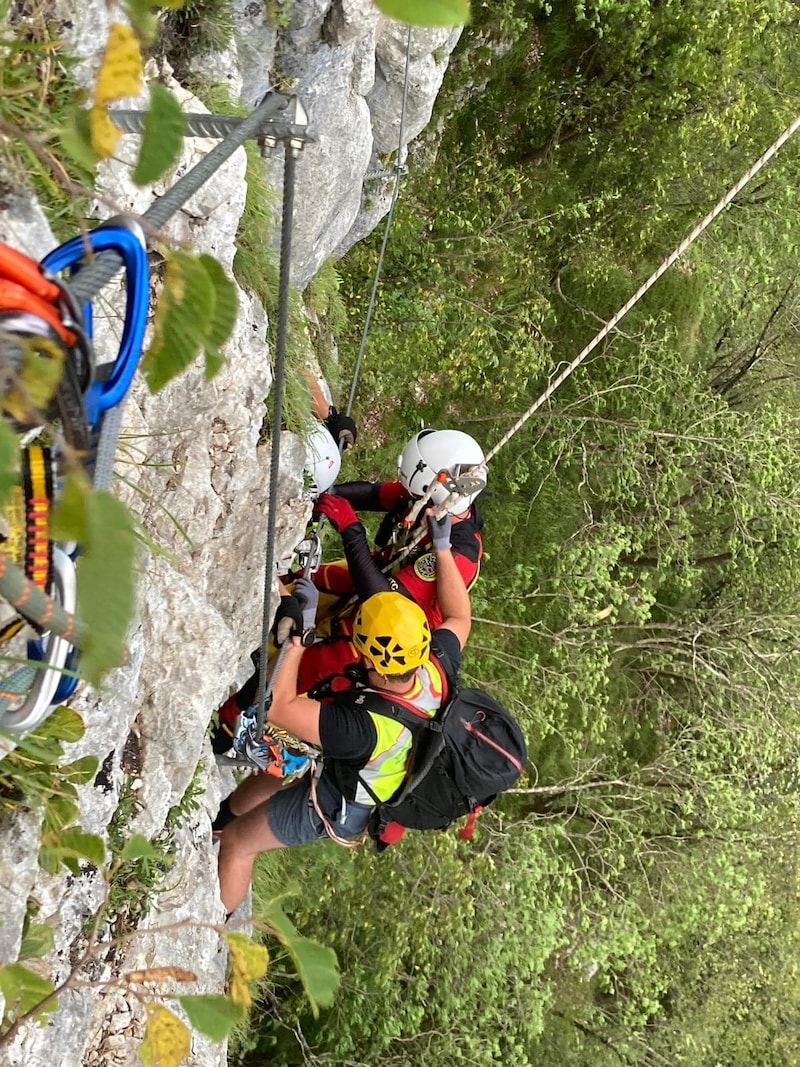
0, 223, 149, 732
230, 707, 318, 780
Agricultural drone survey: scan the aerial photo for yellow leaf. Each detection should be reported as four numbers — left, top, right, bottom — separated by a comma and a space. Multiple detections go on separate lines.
95, 23, 143, 106
224, 933, 269, 1009
90, 103, 122, 158
140, 1004, 190, 1067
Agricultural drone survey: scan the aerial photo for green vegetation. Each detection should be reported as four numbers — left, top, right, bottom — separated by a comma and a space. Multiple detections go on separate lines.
231, 1, 800, 1063
0, 0, 93, 236
4, 0, 800, 1062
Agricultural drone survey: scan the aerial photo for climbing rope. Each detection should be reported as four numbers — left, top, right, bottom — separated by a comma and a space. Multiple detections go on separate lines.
380, 111, 800, 571
483, 112, 800, 467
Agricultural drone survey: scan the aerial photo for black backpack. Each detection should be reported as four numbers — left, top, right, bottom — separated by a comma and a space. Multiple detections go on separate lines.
356, 673, 527, 851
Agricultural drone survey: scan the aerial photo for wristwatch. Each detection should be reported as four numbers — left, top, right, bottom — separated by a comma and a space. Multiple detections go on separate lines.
300, 628, 316, 647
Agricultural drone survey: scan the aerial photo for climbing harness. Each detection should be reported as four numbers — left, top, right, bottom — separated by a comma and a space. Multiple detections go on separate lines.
0, 90, 312, 735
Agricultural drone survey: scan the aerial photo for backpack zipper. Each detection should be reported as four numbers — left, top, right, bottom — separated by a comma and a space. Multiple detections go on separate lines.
463, 721, 524, 774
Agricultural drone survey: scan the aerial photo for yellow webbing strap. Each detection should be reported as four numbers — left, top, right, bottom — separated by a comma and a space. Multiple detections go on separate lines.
0, 443, 54, 642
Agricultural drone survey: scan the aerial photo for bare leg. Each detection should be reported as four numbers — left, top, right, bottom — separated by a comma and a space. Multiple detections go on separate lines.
228, 770, 285, 816
218, 800, 286, 914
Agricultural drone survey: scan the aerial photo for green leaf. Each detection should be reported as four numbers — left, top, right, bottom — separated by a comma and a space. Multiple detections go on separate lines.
142, 250, 215, 392
49, 472, 91, 544
132, 81, 186, 186
33, 704, 86, 744
59, 104, 100, 177
259, 894, 339, 1017
19, 923, 54, 961
120, 833, 161, 862
41, 793, 80, 835
0, 420, 20, 508
199, 254, 238, 348
373, 0, 469, 25
177, 994, 245, 1041
76, 490, 137, 685
60, 755, 100, 786
122, 0, 158, 41
282, 937, 339, 1016
39, 827, 106, 874
0, 963, 57, 1023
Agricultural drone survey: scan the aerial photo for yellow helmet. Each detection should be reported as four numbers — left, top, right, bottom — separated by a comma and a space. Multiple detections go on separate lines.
353, 592, 431, 676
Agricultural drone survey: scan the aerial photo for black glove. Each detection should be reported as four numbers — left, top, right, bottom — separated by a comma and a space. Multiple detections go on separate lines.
272, 595, 303, 644
323, 406, 358, 450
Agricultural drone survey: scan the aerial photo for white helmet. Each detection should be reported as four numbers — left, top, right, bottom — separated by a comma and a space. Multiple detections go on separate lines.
304, 423, 341, 496
398, 429, 486, 513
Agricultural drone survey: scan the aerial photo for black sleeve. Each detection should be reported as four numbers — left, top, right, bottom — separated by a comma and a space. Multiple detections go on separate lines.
431, 628, 462, 676
318, 700, 377, 761
340, 523, 393, 599
333, 481, 384, 510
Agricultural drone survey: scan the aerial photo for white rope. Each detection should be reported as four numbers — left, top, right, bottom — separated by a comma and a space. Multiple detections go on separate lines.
483, 112, 800, 466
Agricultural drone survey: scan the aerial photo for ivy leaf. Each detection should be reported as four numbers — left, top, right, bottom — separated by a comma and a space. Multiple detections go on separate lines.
143, 250, 215, 392
224, 933, 269, 1009
258, 893, 339, 1016
0, 963, 57, 1024
177, 994, 245, 1041
140, 1004, 191, 1067
374, 0, 470, 25
132, 82, 186, 186
0, 420, 19, 507
39, 828, 106, 875
19, 923, 54, 961
76, 490, 137, 685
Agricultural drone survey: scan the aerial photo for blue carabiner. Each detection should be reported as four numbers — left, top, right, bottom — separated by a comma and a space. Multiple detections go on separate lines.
41, 223, 149, 426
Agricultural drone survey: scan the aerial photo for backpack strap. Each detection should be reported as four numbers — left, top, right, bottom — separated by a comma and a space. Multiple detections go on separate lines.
359, 690, 444, 734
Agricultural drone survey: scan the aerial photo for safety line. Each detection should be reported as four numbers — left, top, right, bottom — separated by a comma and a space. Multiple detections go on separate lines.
380, 112, 800, 572
254, 147, 300, 738
345, 25, 414, 418
483, 112, 800, 466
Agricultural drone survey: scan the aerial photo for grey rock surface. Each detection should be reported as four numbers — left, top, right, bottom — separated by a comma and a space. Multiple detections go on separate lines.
0, 0, 463, 1062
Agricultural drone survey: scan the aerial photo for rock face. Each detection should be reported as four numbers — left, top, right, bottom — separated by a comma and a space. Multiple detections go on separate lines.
0, 1, 462, 1063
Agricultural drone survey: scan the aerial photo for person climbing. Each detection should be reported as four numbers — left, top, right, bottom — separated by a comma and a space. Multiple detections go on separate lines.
315, 427, 487, 628
214, 510, 471, 917
208, 427, 486, 752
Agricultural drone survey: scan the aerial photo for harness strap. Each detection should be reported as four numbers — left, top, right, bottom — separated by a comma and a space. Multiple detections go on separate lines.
308, 767, 367, 849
